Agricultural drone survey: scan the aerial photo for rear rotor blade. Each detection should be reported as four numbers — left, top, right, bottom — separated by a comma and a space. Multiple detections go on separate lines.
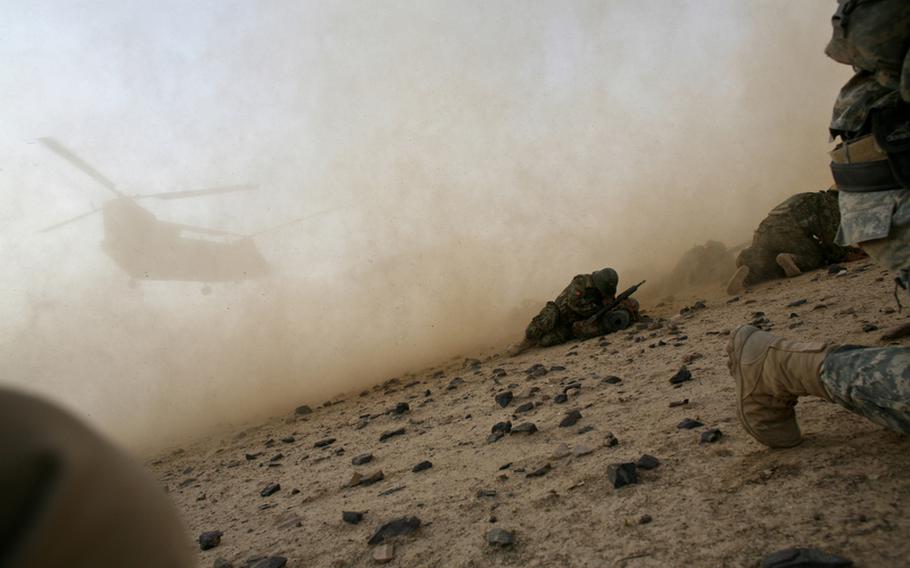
249, 207, 344, 238
38, 208, 101, 233
37, 138, 123, 197
132, 185, 258, 201
167, 222, 245, 238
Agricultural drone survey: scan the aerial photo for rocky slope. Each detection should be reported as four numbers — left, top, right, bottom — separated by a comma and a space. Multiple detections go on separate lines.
148, 259, 910, 567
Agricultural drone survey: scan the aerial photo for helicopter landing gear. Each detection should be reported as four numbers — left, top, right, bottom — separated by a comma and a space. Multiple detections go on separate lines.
201, 284, 212, 295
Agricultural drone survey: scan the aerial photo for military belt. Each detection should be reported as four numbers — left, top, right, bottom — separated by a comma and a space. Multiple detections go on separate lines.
830, 134, 905, 193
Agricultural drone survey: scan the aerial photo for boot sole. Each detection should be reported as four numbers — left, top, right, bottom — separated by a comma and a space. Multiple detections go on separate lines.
727, 325, 761, 444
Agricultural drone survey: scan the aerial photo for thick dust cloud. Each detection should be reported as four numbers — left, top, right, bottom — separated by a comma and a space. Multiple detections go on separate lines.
0, 1, 849, 449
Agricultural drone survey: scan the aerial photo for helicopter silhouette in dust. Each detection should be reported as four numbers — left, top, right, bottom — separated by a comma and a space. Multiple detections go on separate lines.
38, 138, 330, 294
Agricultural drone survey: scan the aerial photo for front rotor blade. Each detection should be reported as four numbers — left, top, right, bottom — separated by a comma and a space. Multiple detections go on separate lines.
133, 185, 258, 200
38, 208, 101, 233
37, 138, 123, 197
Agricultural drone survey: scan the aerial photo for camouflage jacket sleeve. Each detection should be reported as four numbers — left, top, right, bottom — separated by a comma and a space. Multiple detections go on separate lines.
556, 274, 605, 319
825, 0, 910, 136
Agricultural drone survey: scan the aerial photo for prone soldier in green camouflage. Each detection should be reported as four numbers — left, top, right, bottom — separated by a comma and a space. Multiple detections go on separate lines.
726, 189, 859, 295
509, 268, 640, 356
727, 0, 910, 448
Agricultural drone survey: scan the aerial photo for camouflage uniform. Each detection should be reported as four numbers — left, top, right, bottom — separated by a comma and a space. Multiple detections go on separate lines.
822, 346, 910, 434
665, 240, 735, 292
736, 190, 849, 285
819, 0, 910, 435
524, 271, 620, 347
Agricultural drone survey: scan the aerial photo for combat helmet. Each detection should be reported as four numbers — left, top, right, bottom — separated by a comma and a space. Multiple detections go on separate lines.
592, 267, 618, 297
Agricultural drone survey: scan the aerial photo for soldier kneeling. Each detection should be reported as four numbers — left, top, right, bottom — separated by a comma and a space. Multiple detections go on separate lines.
508, 268, 642, 356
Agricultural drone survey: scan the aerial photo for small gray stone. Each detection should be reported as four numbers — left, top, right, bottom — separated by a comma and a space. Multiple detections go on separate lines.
199, 530, 223, 550
636, 454, 660, 470
352, 453, 374, 466
495, 391, 514, 408
573, 444, 594, 457
342, 511, 364, 524
486, 528, 515, 547
526, 463, 551, 478
511, 422, 538, 435
761, 547, 852, 568
677, 418, 703, 430
259, 483, 280, 497
379, 428, 406, 442
245, 557, 287, 568
368, 516, 421, 545
700, 428, 723, 443
669, 367, 692, 385
607, 463, 638, 488
373, 543, 395, 563
559, 409, 582, 428
552, 443, 571, 459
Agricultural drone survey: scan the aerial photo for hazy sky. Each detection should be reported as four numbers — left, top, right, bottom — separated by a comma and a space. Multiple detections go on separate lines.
0, 1, 851, 447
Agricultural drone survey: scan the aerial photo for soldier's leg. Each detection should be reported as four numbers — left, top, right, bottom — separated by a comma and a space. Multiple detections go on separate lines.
524, 301, 560, 342
727, 326, 910, 448
821, 346, 910, 435
858, 219, 910, 294
852, 195, 910, 337
571, 317, 606, 340
538, 325, 574, 347
0, 388, 194, 568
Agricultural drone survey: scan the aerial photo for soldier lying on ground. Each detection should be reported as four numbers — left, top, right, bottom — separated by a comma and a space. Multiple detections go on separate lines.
726, 189, 865, 295
726, 0, 910, 449
508, 267, 640, 356
0, 388, 195, 567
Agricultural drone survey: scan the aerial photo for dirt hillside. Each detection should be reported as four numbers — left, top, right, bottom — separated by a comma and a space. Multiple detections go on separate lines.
148, 259, 910, 567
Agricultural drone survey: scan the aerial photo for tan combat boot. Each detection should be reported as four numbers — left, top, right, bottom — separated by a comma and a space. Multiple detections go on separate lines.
726, 325, 833, 448
776, 253, 802, 278
507, 337, 535, 357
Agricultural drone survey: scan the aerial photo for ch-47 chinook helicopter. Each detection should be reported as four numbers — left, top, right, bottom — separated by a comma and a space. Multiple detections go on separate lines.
38, 137, 324, 294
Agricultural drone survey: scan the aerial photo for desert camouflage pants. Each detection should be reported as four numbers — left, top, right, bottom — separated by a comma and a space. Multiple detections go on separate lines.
821, 346, 910, 435
0, 388, 194, 567
824, 190, 910, 435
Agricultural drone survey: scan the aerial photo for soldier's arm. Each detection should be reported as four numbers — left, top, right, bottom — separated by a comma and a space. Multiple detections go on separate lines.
564, 276, 599, 316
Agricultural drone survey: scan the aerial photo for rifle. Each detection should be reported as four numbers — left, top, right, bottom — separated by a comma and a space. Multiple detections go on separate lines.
583, 280, 646, 325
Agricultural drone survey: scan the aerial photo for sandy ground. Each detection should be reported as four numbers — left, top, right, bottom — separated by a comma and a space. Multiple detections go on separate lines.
148, 259, 910, 567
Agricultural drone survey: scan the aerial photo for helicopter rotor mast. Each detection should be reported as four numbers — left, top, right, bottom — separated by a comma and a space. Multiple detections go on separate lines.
36, 137, 259, 235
